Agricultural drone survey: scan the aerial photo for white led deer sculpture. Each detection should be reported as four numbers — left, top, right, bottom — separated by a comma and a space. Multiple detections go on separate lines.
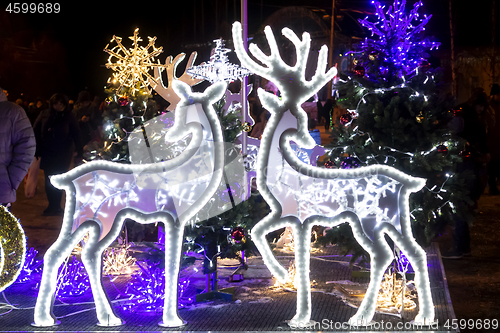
232, 22, 435, 327
33, 79, 226, 328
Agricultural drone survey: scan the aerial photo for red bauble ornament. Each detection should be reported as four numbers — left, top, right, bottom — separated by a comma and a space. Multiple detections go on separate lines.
231, 227, 245, 243
118, 96, 129, 106
460, 149, 472, 160
354, 65, 365, 76
420, 60, 431, 71
339, 113, 352, 126
324, 160, 335, 169
452, 107, 462, 117
436, 145, 448, 156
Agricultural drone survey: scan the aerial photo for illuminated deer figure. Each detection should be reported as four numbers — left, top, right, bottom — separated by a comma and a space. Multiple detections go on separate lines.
33, 79, 226, 328
232, 22, 435, 327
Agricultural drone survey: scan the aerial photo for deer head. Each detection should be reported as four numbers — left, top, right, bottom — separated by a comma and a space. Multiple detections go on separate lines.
232, 22, 337, 148
150, 52, 205, 111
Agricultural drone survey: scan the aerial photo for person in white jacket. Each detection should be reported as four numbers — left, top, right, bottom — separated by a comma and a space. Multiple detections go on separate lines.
0, 87, 36, 208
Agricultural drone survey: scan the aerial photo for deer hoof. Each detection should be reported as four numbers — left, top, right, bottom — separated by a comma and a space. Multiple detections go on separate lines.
412, 314, 437, 326
158, 318, 186, 327
287, 318, 316, 329
347, 315, 374, 327
96, 316, 124, 327
31, 319, 60, 327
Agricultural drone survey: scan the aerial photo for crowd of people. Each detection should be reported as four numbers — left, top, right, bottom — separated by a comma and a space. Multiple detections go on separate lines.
0, 88, 104, 216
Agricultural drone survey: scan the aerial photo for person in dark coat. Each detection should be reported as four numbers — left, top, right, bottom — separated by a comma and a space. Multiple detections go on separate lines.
317, 98, 335, 131
487, 83, 500, 194
72, 90, 102, 147
33, 93, 83, 216
0, 87, 36, 207
442, 91, 491, 259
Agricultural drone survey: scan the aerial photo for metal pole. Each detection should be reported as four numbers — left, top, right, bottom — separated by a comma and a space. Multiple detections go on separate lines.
241, 0, 248, 155
449, 0, 456, 98
327, 0, 335, 98
492, 0, 496, 83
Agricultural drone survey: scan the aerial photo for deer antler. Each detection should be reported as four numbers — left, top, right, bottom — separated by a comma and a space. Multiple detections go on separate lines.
232, 22, 336, 105
233, 22, 337, 148
151, 52, 204, 111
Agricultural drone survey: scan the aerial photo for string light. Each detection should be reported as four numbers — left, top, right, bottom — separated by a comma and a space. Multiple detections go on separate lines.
33, 80, 227, 328
232, 21, 435, 327
356, 0, 440, 78
187, 38, 251, 83
104, 28, 166, 95
0, 205, 26, 293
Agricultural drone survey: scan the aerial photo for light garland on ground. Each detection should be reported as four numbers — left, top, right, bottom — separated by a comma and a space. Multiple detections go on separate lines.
376, 272, 416, 313
0, 206, 26, 293
270, 262, 317, 292
103, 245, 137, 276
55, 257, 90, 298
122, 261, 194, 312
232, 21, 435, 327
104, 28, 166, 94
15, 247, 43, 284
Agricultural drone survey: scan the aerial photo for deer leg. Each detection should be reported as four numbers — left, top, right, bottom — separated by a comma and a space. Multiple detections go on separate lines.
289, 222, 314, 327
348, 222, 393, 326
159, 221, 186, 327
389, 232, 435, 325
33, 224, 95, 326
81, 219, 124, 327
251, 215, 290, 283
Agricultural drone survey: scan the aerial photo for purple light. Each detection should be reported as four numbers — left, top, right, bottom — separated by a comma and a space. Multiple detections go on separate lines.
397, 251, 415, 274
122, 261, 194, 312
357, 0, 439, 78
16, 247, 43, 284
55, 257, 91, 297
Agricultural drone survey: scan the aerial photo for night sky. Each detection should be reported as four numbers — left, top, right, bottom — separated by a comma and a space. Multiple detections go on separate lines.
0, 0, 496, 102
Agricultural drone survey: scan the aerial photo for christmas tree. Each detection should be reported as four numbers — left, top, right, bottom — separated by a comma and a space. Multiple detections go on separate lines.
322, 0, 474, 261
184, 92, 268, 274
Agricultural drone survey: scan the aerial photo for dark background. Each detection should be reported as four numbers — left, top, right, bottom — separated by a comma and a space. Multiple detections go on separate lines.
0, 0, 496, 102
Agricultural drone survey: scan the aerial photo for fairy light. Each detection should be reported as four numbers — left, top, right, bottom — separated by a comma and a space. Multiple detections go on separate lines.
233, 21, 435, 327
357, 0, 440, 78
376, 272, 416, 312
0, 205, 26, 293
15, 247, 42, 284
33, 80, 227, 328
104, 28, 166, 94
186, 38, 251, 83
102, 245, 137, 275
122, 261, 194, 312
55, 257, 90, 297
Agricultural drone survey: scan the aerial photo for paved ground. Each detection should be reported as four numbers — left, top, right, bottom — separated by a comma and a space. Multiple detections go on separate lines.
2, 244, 453, 332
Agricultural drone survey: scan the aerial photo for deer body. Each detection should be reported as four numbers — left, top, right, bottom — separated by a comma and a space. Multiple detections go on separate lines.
232, 22, 435, 327
33, 80, 226, 328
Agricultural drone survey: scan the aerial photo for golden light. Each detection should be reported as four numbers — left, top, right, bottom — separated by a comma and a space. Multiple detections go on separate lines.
102, 245, 137, 275
104, 28, 166, 95
376, 272, 416, 312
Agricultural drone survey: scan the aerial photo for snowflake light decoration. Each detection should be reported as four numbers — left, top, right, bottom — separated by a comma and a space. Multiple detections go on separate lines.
357, 0, 440, 76
187, 39, 251, 83
104, 28, 166, 94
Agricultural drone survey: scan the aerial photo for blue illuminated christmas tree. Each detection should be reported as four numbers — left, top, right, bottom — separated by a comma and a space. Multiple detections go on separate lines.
353, 0, 440, 84
322, 0, 473, 261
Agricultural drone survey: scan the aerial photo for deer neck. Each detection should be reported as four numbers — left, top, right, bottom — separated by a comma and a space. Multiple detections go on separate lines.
258, 110, 299, 187
185, 103, 213, 141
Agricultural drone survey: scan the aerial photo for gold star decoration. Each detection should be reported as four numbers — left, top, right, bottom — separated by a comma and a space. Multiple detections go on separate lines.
104, 28, 166, 95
